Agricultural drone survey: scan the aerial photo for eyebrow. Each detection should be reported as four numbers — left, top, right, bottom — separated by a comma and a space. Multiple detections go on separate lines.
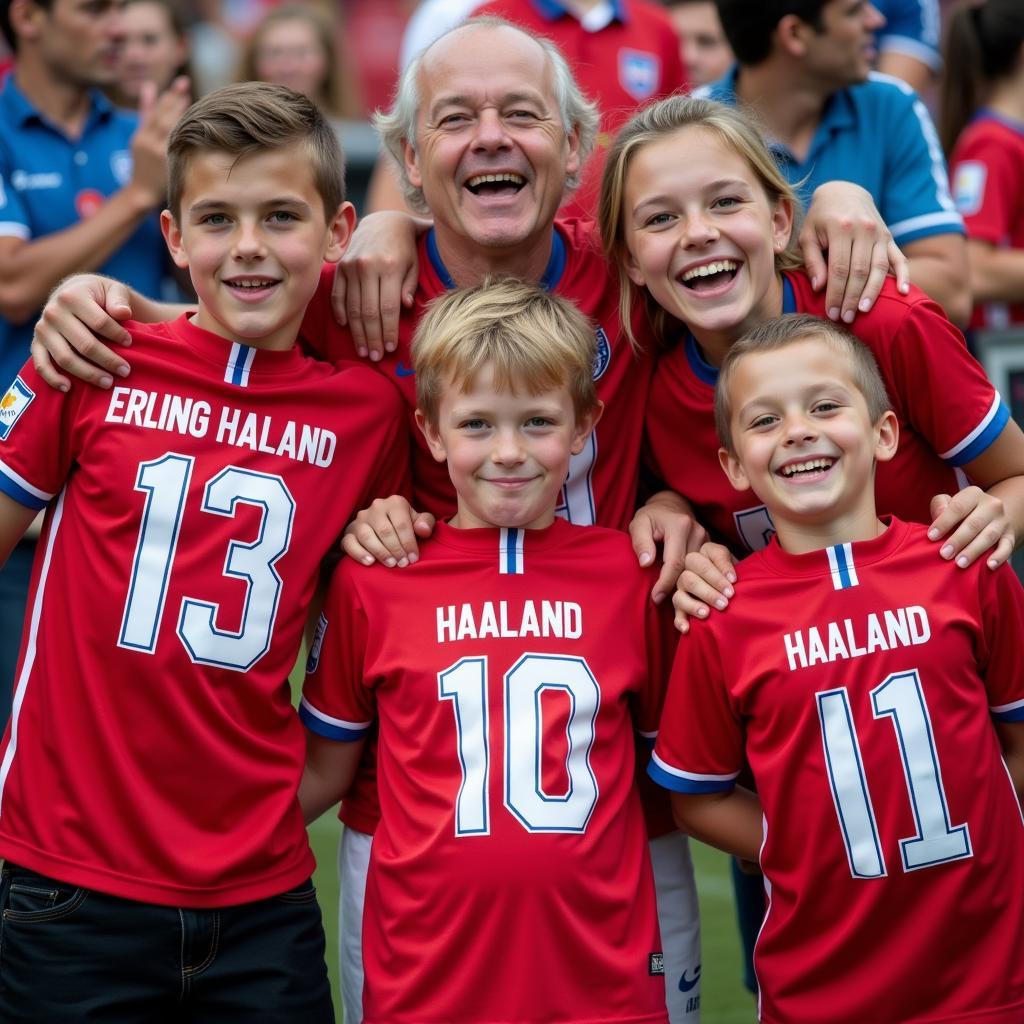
631, 178, 754, 215
188, 197, 313, 214
428, 91, 546, 117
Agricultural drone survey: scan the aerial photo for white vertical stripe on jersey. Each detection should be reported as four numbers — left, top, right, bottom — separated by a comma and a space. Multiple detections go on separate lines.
0, 486, 67, 816
499, 527, 524, 575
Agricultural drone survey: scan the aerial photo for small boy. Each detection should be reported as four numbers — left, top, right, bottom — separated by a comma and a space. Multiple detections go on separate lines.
0, 82, 408, 1021
649, 314, 1024, 1024
299, 279, 678, 1024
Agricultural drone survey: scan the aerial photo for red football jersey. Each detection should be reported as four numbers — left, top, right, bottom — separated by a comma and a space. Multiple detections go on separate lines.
302, 520, 674, 1024
471, 0, 687, 218
651, 518, 1024, 1024
644, 271, 1010, 554
0, 316, 409, 907
950, 112, 1024, 331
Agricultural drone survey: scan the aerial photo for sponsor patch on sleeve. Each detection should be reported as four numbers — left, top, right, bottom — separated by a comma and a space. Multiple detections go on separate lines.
305, 612, 328, 674
952, 161, 986, 217
0, 377, 35, 440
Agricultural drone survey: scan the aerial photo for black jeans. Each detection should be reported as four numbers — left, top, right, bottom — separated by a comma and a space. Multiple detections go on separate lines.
0, 863, 335, 1023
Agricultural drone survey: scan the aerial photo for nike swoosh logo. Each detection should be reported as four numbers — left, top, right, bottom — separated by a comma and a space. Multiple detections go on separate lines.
678, 966, 701, 993
395, 362, 415, 378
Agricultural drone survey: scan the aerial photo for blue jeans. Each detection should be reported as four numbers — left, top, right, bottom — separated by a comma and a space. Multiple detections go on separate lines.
0, 863, 335, 1023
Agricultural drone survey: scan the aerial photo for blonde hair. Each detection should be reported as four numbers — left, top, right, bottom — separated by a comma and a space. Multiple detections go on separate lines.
413, 279, 599, 425
374, 16, 599, 213
599, 94, 803, 347
714, 314, 892, 452
167, 81, 345, 221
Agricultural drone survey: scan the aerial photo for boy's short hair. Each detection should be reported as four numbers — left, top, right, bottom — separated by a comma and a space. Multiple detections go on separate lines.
714, 0, 828, 65
715, 314, 892, 452
167, 81, 345, 221
412, 279, 599, 425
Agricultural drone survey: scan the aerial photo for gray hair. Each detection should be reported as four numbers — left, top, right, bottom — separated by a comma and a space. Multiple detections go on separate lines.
373, 15, 599, 212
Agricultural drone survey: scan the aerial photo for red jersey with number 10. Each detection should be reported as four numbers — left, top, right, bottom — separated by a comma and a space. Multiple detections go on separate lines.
302, 520, 673, 1024
0, 316, 409, 907
651, 519, 1024, 1024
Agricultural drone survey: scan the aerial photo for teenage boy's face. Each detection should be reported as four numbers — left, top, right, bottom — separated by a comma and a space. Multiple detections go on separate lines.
161, 147, 353, 351
718, 337, 897, 545
417, 364, 600, 532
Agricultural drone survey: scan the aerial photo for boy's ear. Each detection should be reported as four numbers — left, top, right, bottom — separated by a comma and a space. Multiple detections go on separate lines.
718, 445, 752, 493
160, 209, 189, 270
324, 201, 357, 263
414, 408, 448, 464
570, 401, 604, 456
873, 409, 899, 464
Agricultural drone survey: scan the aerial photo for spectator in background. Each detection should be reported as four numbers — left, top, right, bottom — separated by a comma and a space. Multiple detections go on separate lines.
238, 3, 358, 123
111, 0, 192, 108
705, 0, 969, 326
0, 0, 188, 721
874, 0, 941, 94
943, 0, 1024, 334
661, 0, 732, 85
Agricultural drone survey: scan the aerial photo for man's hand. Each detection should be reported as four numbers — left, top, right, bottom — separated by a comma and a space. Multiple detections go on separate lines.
330, 212, 426, 360
928, 489, 1015, 571
341, 495, 436, 567
32, 276, 136, 391
799, 181, 910, 323
673, 542, 738, 633
126, 77, 192, 210
629, 490, 708, 614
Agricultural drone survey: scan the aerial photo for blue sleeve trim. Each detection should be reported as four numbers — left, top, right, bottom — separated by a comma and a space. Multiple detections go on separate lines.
298, 704, 369, 742
647, 759, 736, 794
949, 400, 1010, 467
992, 706, 1024, 723
0, 469, 48, 511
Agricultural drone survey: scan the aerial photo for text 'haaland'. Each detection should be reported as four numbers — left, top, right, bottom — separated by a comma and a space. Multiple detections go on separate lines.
783, 606, 931, 671
437, 601, 583, 644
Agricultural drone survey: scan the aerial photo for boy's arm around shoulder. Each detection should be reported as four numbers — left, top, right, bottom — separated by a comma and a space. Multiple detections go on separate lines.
298, 560, 375, 823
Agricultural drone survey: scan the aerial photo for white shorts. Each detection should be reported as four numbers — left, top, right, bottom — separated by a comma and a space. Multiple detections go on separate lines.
337, 827, 700, 1023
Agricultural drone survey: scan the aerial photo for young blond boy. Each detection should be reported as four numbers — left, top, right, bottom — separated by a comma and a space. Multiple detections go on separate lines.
299, 279, 679, 1024
0, 82, 407, 1021
650, 314, 1024, 1024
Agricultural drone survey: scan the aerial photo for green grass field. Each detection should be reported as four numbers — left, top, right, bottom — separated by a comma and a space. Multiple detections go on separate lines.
306, 816, 758, 1024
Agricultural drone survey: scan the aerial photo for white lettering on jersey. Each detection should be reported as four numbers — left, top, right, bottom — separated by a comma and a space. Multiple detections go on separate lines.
104, 387, 336, 467
437, 601, 583, 644
783, 606, 931, 670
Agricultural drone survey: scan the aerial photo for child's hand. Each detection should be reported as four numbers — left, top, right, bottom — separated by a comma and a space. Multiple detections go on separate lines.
928, 488, 1015, 570
673, 542, 738, 633
342, 496, 436, 567
629, 491, 708, 607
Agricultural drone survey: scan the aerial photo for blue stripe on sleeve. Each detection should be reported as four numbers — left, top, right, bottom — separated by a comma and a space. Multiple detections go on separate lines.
0, 467, 48, 510
992, 705, 1024, 723
647, 758, 736, 794
298, 702, 370, 742
948, 399, 1010, 466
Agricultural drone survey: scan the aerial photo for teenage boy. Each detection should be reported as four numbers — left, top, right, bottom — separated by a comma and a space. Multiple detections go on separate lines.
0, 81, 408, 1022
300, 279, 679, 1024
650, 314, 1024, 1024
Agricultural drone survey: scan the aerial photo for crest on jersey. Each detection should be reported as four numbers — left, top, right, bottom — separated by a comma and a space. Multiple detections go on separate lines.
111, 149, 133, 187
592, 327, 611, 381
0, 377, 34, 441
734, 504, 775, 552
305, 613, 328, 673
619, 50, 661, 102
952, 161, 986, 217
